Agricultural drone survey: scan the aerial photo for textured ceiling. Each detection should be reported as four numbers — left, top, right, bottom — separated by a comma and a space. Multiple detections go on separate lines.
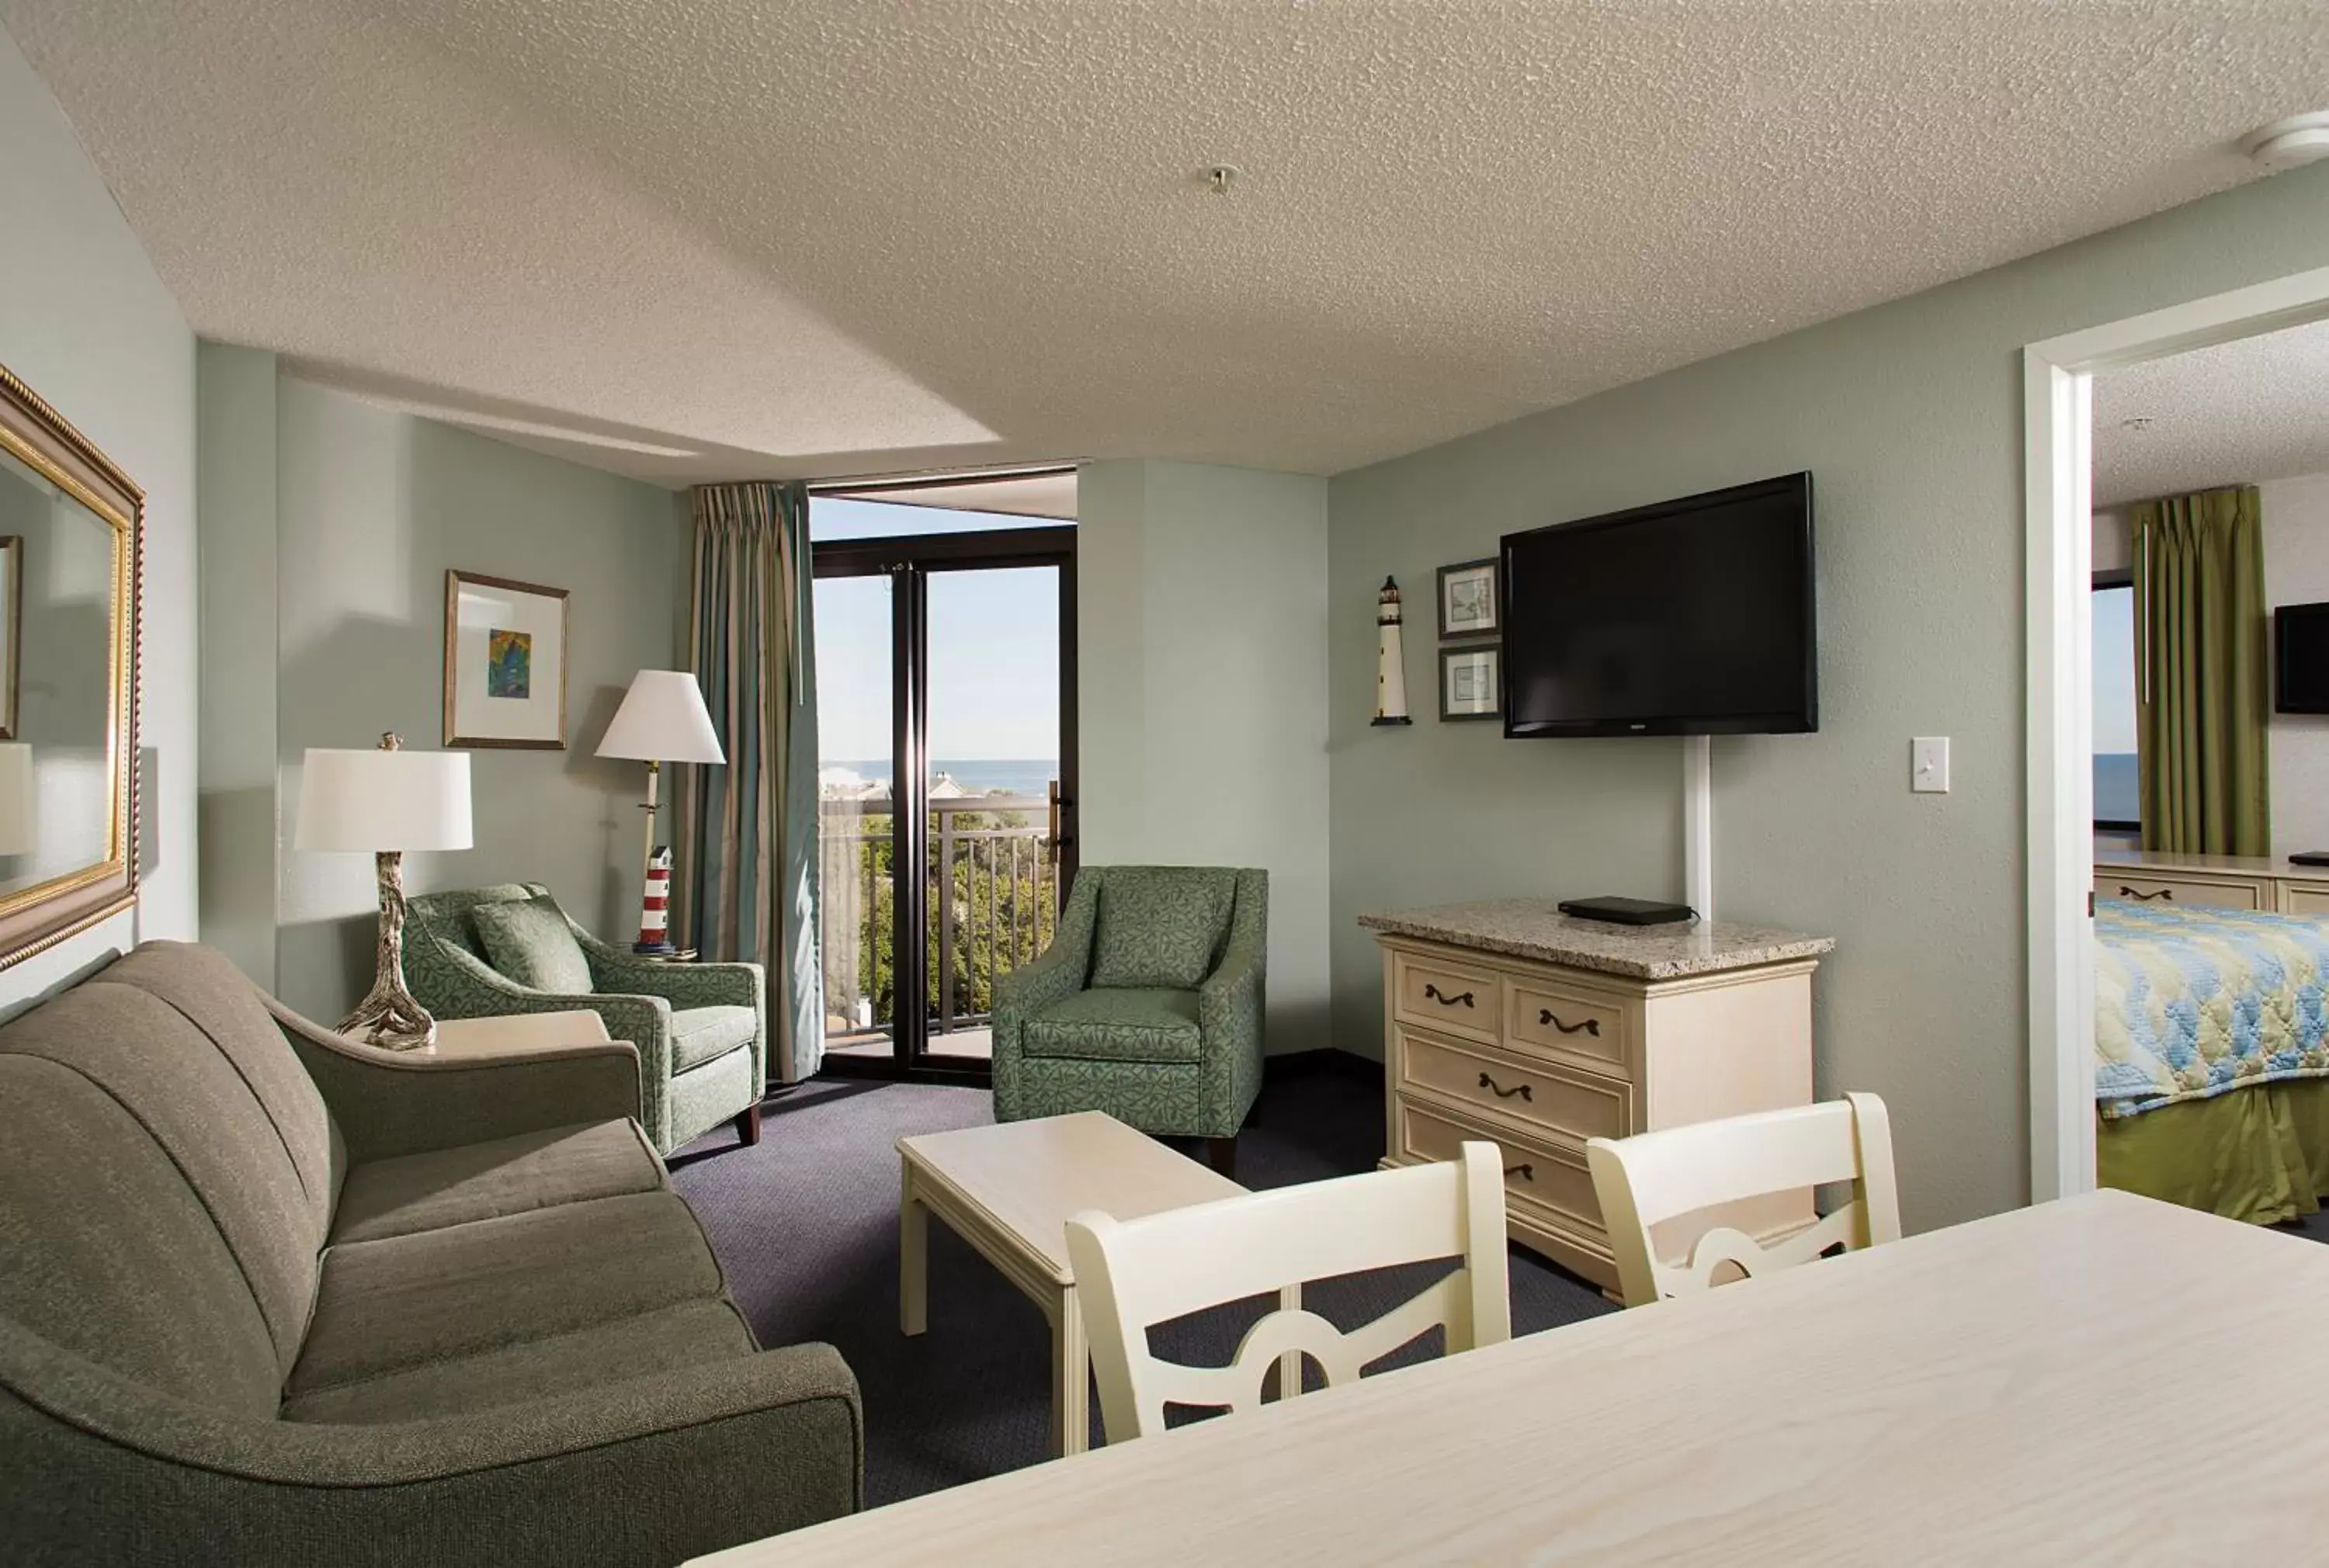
5, 1, 2327, 487
2095, 317, 2329, 506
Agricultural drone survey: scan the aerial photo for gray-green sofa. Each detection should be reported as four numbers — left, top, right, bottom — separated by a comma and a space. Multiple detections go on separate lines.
0, 941, 859, 1567
991, 865, 1266, 1175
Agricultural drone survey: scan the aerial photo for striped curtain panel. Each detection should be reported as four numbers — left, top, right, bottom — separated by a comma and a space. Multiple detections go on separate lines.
675, 481, 825, 1081
2133, 484, 2270, 857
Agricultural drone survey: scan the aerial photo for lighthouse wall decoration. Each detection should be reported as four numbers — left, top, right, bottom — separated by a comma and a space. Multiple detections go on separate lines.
1373, 576, 1414, 726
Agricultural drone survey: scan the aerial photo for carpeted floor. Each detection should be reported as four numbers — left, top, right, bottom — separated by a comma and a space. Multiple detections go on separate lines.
669, 1067, 1615, 1507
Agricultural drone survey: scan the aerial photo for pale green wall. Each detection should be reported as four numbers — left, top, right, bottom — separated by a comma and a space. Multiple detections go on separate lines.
196, 343, 279, 988
197, 359, 687, 1021
1328, 162, 2329, 1233
1080, 459, 1332, 1053
0, 22, 198, 1015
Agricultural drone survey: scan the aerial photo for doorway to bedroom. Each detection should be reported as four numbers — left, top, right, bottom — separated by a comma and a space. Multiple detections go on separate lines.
2025, 265, 2329, 1209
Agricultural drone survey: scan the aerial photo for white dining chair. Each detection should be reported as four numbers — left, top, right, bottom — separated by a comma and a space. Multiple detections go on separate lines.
1584, 1091, 1901, 1307
1064, 1142, 1511, 1445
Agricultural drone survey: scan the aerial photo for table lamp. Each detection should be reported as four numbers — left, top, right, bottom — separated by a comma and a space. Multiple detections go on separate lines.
596, 670, 726, 955
295, 733, 473, 1048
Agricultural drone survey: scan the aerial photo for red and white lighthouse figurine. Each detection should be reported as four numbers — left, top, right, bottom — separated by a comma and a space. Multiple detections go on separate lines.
636, 845, 676, 956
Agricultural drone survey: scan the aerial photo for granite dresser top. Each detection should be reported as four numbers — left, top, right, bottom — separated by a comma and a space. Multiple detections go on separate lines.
1357, 898, 1834, 981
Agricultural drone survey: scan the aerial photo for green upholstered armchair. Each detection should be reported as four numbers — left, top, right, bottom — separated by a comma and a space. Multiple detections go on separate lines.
405, 883, 766, 1155
991, 866, 1266, 1174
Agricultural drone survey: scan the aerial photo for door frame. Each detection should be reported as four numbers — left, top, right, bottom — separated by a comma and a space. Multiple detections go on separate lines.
2023, 262, 2329, 1201
813, 524, 1078, 1081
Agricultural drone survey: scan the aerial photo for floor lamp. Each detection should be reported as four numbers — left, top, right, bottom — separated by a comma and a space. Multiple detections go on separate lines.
598, 671, 727, 956
295, 734, 474, 1049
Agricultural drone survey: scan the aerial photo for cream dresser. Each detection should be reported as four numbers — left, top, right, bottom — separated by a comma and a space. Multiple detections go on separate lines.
2094, 848, 2329, 916
1359, 900, 1834, 1292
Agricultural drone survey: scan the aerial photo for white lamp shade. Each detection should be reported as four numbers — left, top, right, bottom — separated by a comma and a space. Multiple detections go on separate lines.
294, 747, 474, 852
0, 743, 31, 856
596, 670, 726, 765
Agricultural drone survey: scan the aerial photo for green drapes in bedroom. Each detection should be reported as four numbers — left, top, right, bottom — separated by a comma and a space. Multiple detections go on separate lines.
2133, 484, 2270, 856
676, 480, 824, 1082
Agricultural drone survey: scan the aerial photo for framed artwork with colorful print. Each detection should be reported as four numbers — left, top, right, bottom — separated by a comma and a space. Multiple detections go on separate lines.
443, 570, 569, 750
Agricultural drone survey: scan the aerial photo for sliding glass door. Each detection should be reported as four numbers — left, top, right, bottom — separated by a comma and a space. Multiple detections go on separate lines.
813, 509, 1076, 1079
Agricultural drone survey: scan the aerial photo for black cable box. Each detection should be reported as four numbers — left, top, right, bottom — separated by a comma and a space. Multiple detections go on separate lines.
1557, 896, 1697, 926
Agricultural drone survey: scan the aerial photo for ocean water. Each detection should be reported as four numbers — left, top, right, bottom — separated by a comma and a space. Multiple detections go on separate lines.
2095, 752, 2140, 824
824, 759, 1059, 797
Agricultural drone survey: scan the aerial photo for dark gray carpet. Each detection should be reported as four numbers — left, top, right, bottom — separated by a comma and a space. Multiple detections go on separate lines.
669, 1067, 1614, 1507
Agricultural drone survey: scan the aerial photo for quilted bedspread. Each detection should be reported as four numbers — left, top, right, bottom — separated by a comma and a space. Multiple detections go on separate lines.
2095, 899, 2329, 1119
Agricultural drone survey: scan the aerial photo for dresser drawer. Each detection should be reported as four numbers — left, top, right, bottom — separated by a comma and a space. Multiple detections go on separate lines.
2094, 872, 2261, 911
1397, 1028, 1631, 1143
1392, 952, 1501, 1043
2281, 883, 2329, 918
1397, 1099, 1603, 1240
1503, 976, 1628, 1074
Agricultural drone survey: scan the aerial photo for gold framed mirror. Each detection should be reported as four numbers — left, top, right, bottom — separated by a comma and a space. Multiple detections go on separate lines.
0, 363, 140, 970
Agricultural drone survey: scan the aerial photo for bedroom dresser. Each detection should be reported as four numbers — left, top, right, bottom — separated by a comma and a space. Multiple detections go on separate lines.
2094, 848, 2329, 915
1358, 899, 1834, 1292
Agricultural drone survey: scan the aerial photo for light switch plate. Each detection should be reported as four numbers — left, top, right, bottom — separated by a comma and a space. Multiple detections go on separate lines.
1911, 737, 1950, 793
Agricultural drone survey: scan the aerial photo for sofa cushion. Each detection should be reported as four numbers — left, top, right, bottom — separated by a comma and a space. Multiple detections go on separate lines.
289, 1191, 727, 1397
103, 941, 344, 1233
330, 1120, 666, 1246
1089, 866, 1237, 990
280, 1299, 757, 1424
0, 1055, 283, 1417
472, 897, 595, 994
1023, 987, 1204, 1064
0, 979, 323, 1378
672, 1005, 756, 1073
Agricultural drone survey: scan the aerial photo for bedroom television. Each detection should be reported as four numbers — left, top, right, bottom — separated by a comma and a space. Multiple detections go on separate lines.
1501, 473, 1817, 738
2275, 601, 2329, 714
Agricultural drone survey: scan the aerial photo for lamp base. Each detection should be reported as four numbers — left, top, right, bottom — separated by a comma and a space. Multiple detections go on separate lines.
335, 848, 438, 1051
633, 939, 679, 957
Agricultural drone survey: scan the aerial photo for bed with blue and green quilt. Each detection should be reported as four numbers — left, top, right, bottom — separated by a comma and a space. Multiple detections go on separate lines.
2095, 898, 2329, 1223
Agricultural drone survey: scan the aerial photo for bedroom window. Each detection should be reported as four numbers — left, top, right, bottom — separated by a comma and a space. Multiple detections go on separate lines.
2094, 569, 2139, 831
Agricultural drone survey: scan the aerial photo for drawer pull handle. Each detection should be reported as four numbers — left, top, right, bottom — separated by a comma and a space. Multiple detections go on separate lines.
2119, 886, 2173, 901
1505, 1162, 1535, 1181
1539, 1008, 1601, 1037
1477, 1071, 1532, 1102
1423, 983, 1476, 1008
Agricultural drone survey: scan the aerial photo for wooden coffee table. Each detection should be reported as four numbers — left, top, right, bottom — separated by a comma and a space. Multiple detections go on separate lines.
897, 1112, 1252, 1457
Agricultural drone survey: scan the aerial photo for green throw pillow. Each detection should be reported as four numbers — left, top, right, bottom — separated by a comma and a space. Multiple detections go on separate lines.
1088, 867, 1237, 990
470, 899, 595, 994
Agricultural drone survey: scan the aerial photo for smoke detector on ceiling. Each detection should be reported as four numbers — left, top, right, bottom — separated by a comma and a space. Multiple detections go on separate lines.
2245, 112, 2329, 170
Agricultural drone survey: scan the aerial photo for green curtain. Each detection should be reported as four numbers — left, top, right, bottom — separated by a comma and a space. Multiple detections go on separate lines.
675, 481, 824, 1081
2133, 484, 2269, 855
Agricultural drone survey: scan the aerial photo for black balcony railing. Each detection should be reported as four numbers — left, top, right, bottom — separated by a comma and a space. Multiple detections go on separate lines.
818, 793, 1059, 1046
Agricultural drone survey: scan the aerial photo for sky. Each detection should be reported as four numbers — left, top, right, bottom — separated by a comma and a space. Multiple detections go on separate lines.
811, 498, 1062, 763
2093, 582, 2137, 755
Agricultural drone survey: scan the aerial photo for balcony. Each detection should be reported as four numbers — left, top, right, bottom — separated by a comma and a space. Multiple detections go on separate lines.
820, 793, 1060, 1060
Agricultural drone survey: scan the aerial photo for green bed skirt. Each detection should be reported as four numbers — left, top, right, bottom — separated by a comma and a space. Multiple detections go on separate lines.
2098, 1080, 2329, 1225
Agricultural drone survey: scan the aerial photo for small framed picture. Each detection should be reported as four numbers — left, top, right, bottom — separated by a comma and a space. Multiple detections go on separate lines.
444, 570, 569, 749
1439, 645, 1500, 722
1436, 557, 1498, 640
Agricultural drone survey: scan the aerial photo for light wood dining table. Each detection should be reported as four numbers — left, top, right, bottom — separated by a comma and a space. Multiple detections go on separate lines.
690, 1190, 2329, 1565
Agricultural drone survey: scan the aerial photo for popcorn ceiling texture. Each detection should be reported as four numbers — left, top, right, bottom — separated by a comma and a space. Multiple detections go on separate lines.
2094, 318, 2329, 507
2, 0, 2324, 485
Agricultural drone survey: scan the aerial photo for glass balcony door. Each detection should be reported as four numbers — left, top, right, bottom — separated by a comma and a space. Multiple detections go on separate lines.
813, 514, 1076, 1079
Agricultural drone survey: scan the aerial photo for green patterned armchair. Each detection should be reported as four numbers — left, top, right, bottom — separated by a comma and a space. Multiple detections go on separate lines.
991, 866, 1266, 1175
405, 884, 766, 1155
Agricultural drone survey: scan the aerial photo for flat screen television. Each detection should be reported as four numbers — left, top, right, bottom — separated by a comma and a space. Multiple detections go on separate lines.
2276, 602, 2329, 713
1501, 474, 1817, 737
